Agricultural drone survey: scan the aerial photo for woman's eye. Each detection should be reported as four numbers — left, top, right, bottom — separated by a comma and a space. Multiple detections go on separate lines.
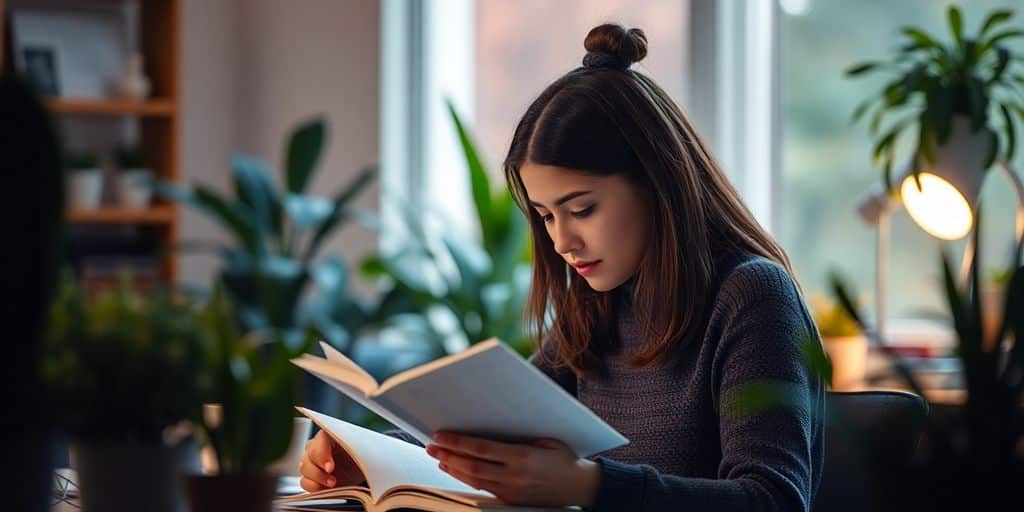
572, 205, 595, 218
542, 213, 554, 223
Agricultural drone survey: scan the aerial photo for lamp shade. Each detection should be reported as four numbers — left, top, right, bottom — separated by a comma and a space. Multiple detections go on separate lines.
899, 116, 992, 240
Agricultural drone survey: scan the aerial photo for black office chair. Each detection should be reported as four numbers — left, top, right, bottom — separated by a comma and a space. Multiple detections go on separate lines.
813, 390, 929, 512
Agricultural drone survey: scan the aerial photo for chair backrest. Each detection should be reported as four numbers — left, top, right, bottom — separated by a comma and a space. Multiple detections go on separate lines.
813, 390, 928, 512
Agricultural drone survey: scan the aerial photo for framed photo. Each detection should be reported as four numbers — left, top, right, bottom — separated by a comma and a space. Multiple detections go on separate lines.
11, 7, 128, 99
21, 46, 60, 97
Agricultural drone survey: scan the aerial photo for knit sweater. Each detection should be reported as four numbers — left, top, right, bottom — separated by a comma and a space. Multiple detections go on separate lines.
390, 252, 825, 511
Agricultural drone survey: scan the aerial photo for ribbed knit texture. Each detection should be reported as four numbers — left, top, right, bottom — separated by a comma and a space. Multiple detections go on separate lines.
534, 252, 825, 511
386, 252, 825, 511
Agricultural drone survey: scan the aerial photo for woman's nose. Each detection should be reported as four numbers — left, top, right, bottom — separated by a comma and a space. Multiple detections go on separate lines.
551, 220, 582, 255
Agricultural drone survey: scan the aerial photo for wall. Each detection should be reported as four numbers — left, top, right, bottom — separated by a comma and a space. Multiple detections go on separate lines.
180, 0, 381, 293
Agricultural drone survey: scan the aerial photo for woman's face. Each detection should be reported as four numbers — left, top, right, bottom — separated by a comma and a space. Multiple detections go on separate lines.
520, 162, 650, 292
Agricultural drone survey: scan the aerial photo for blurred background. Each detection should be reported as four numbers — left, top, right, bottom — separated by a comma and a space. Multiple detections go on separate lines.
4, 1, 1024, 510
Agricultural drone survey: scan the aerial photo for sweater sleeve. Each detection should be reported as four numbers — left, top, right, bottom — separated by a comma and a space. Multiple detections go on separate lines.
590, 260, 825, 512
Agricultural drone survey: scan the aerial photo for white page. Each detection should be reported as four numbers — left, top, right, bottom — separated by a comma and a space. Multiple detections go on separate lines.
297, 408, 494, 504
293, 360, 431, 444
376, 341, 628, 458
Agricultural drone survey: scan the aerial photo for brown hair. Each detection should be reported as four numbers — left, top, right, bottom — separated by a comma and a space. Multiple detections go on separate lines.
504, 24, 794, 377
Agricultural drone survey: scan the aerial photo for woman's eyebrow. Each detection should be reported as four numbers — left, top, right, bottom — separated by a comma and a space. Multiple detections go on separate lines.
528, 190, 593, 209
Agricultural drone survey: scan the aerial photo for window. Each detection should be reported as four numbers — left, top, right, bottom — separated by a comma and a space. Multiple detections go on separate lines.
473, 0, 690, 177
779, 0, 1022, 320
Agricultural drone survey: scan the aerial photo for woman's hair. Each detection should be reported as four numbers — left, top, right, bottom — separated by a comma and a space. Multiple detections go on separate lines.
504, 23, 794, 377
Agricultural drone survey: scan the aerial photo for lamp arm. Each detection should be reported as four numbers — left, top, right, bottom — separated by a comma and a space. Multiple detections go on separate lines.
996, 159, 1024, 260
959, 160, 1024, 287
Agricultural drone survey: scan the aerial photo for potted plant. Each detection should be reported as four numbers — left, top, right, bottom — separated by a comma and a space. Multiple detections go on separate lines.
810, 293, 868, 390
43, 273, 205, 512
65, 150, 103, 210
150, 117, 384, 412
114, 143, 153, 209
845, 6, 1024, 192
830, 218, 1023, 510
361, 99, 533, 359
183, 285, 313, 512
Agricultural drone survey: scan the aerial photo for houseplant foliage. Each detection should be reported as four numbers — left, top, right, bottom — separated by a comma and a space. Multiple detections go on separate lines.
360, 99, 533, 356
830, 213, 1023, 509
43, 273, 205, 511
151, 118, 382, 408
184, 284, 313, 511
846, 5, 1024, 189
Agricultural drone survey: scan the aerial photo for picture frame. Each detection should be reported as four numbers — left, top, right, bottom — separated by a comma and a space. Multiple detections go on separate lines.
21, 45, 60, 96
11, 7, 128, 99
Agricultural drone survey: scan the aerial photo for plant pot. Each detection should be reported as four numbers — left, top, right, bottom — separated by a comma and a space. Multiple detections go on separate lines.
116, 169, 154, 209
183, 473, 278, 512
70, 438, 200, 512
822, 335, 868, 391
67, 168, 104, 210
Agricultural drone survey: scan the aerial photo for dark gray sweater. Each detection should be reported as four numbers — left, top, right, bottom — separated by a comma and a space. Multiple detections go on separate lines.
390, 253, 825, 511
533, 253, 825, 511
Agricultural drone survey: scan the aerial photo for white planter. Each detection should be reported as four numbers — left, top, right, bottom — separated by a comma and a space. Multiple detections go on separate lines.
822, 335, 868, 391
67, 169, 104, 210
117, 169, 154, 209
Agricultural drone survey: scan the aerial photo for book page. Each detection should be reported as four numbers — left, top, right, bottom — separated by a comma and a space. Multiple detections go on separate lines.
293, 355, 379, 394
297, 408, 495, 505
374, 339, 629, 458
292, 359, 427, 440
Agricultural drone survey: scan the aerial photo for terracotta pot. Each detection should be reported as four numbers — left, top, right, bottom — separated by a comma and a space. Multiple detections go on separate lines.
183, 473, 278, 512
822, 335, 868, 390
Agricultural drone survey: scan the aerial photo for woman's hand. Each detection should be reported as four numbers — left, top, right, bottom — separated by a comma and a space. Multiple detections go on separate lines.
298, 430, 365, 492
426, 432, 601, 507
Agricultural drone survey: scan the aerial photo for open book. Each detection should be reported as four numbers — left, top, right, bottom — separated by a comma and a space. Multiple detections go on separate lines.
275, 408, 577, 512
290, 337, 627, 457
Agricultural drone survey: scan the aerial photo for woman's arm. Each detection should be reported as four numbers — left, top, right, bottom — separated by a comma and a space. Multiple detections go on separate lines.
591, 260, 825, 512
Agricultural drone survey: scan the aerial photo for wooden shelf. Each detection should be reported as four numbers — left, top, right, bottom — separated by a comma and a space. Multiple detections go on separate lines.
67, 205, 176, 224
44, 98, 176, 117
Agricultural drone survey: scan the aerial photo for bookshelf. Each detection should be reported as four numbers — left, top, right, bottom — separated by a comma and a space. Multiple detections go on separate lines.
2, 0, 181, 288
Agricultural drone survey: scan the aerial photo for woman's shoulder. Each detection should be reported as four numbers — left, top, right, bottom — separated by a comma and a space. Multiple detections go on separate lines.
712, 252, 802, 313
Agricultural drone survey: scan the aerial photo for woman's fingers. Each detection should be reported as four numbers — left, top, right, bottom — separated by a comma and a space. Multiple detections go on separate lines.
300, 476, 326, 493
431, 432, 526, 464
306, 430, 337, 473
299, 451, 337, 489
428, 445, 508, 482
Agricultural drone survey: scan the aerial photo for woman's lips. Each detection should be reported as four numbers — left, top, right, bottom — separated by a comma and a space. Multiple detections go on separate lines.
573, 260, 601, 276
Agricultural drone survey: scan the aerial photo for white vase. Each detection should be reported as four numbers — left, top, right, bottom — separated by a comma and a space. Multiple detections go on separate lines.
116, 53, 152, 101
117, 169, 154, 209
822, 335, 868, 391
67, 169, 104, 210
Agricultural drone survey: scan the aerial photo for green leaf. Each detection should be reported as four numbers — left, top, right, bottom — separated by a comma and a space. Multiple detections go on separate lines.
194, 186, 262, 255
446, 98, 494, 249
989, 48, 1011, 86
232, 155, 282, 240
1000, 104, 1017, 162
302, 165, 377, 263
947, 6, 963, 49
978, 9, 1013, 38
844, 61, 881, 77
965, 75, 988, 131
901, 27, 942, 50
978, 30, 1024, 58
285, 118, 326, 194
851, 98, 876, 124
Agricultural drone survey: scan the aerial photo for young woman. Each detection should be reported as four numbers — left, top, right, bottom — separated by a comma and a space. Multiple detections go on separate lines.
300, 23, 825, 511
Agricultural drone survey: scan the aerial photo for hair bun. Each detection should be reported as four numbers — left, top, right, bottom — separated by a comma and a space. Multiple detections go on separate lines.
583, 24, 648, 69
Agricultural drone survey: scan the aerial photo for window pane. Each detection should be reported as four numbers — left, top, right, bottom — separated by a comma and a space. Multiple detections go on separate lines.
780, 0, 1022, 320
475, 0, 689, 177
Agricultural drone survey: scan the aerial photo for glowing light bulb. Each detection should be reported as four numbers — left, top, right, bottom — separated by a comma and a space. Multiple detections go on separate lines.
900, 173, 973, 240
